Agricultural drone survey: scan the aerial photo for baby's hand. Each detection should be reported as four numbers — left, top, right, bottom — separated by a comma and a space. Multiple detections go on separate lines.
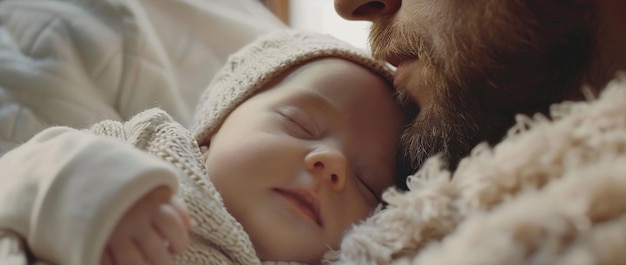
101, 186, 193, 265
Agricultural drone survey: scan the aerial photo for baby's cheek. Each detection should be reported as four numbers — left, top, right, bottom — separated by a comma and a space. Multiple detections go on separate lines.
328, 196, 375, 245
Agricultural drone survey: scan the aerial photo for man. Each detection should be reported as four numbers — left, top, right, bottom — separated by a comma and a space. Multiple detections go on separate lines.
334, 0, 626, 173
330, 2, 626, 263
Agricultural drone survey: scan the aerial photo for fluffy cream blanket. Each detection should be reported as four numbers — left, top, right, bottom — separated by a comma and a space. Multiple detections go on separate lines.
335, 76, 626, 265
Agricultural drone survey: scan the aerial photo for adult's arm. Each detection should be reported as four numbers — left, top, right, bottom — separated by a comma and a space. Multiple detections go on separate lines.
0, 127, 179, 265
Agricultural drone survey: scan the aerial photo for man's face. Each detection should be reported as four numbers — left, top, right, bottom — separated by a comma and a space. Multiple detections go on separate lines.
202, 58, 405, 263
335, 0, 596, 170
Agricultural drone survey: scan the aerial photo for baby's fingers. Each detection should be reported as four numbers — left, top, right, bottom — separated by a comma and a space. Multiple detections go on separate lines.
137, 228, 174, 265
109, 238, 144, 265
153, 203, 191, 254
169, 196, 193, 229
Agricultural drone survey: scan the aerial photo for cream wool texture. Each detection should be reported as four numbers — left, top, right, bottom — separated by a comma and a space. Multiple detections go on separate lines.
191, 29, 393, 142
334, 75, 626, 264
93, 29, 394, 265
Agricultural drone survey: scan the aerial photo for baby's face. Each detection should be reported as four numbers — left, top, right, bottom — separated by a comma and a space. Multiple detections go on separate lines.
202, 58, 405, 264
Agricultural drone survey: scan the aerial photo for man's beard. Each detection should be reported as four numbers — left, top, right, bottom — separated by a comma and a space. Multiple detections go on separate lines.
369, 16, 483, 172
369, 7, 596, 174
395, 83, 484, 174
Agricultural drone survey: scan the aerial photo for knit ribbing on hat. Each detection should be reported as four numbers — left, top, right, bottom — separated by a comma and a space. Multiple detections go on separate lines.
191, 29, 393, 143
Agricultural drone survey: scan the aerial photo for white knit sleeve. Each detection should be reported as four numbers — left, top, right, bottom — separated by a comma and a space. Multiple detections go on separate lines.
0, 126, 178, 265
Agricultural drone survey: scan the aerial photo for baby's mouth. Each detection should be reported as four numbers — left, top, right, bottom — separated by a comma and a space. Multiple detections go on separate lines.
274, 188, 322, 226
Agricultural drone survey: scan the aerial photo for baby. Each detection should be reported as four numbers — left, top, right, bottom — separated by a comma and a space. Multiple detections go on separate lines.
0, 30, 410, 265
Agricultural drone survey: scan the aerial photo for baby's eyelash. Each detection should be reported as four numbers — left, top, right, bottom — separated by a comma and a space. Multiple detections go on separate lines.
286, 115, 315, 136
357, 176, 381, 204
277, 108, 318, 137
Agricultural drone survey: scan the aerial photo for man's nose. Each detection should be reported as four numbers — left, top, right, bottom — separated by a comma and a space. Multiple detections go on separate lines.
305, 149, 348, 192
334, 0, 401, 21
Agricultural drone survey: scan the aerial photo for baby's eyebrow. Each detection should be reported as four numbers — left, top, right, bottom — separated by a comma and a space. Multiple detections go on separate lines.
301, 90, 339, 117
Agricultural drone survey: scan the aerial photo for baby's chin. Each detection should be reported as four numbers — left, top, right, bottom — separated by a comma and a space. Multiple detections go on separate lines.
245, 220, 330, 264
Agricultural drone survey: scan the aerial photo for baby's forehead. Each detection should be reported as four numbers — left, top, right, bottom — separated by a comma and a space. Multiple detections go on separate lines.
294, 56, 388, 74
280, 57, 393, 89
257, 58, 397, 109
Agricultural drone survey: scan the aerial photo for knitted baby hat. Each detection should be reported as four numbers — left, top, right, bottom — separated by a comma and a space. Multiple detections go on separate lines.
191, 29, 394, 142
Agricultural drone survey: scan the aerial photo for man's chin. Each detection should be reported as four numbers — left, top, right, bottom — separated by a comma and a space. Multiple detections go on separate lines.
401, 108, 479, 173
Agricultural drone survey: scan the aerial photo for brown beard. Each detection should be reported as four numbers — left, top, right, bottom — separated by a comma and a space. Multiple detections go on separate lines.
395, 77, 488, 173
371, 1, 598, 175
370, 15, 484, 172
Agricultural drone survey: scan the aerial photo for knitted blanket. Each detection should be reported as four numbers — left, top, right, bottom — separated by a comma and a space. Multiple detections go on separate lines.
335, 76, 626, 265
89, 109, 263, 265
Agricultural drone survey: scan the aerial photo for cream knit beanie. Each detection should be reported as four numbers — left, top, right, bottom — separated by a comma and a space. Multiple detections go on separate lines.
191, 29, 394, 142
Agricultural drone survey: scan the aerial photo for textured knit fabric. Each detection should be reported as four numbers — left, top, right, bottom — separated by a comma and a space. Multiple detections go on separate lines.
0, 125, 181, 265
334, 76, 626, 264
89, 108, 264, 265
191, 29, 393, 142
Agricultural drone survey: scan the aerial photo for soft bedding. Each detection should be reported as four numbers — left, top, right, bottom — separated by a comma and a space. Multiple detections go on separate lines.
0, 0, 286, 155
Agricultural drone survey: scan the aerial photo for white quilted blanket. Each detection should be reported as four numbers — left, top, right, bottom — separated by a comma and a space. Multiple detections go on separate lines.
0, 0, 285, 155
